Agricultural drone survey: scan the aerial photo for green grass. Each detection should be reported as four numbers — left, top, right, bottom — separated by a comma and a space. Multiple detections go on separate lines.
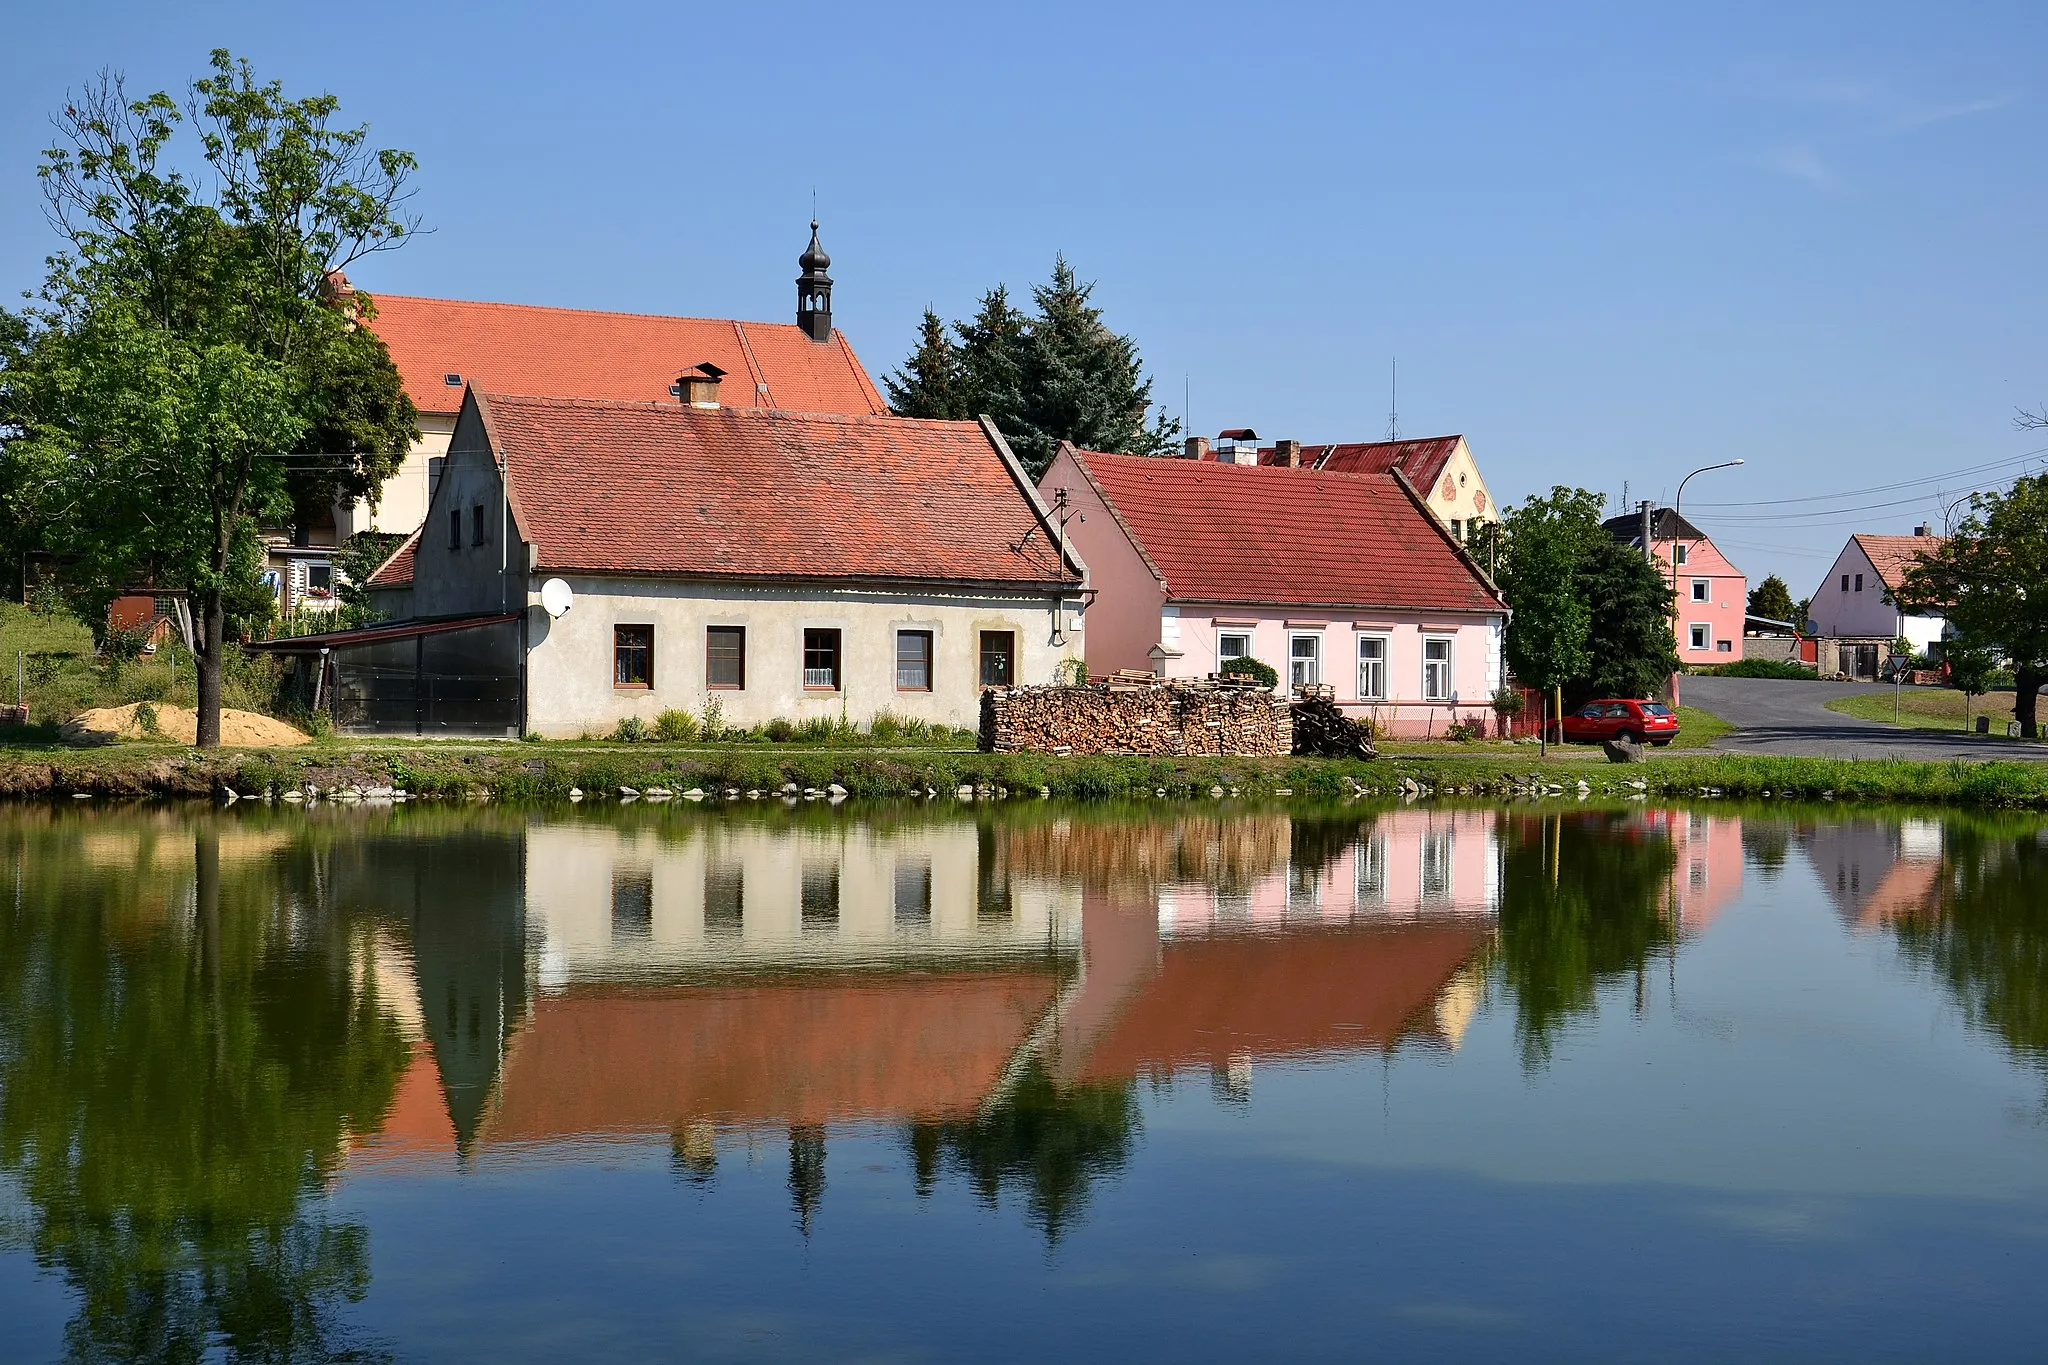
1669, 705, 1735, 748
1824, 688, 2021, 734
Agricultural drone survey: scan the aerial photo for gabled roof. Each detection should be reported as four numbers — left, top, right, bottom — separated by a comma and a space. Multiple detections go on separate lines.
1852, 533, 1948, 591
362, 294, 888, 418
476, 392, 1081, 586
1297, 435, 1465, 490
1063, 447, 1504, 613
1602, 507, 1706, 545
364, 529, 418, 589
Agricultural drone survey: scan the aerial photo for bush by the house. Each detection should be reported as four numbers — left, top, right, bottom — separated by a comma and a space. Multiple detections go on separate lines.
1693, 658, 1818, 680
1220, 656, 1279, 689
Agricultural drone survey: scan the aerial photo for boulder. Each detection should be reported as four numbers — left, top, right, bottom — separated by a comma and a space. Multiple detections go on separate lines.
1602, 737, 1647, 763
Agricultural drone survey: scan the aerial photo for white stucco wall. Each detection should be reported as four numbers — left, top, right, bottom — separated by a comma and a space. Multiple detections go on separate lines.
335, 413, 458, 540
1807, 540, 1943, 646
525, 578, 1075, 736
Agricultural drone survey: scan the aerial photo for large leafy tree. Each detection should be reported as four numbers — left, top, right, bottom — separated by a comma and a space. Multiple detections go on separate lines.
1, 52, 418, 746
1893, 474, 2048, 737
1573, 534, 1680, 705
884, 259, 1179, 475
1496, 488, 1602, 742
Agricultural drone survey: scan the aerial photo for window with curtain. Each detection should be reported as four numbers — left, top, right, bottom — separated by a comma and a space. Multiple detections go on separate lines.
706, 627, 745, 689
803, 629, 841, 690
896, 630, 933, 690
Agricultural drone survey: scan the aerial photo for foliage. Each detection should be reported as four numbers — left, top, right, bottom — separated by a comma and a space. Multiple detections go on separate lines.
1894, 474, 2048, 735
653, 708, 699, 742
1053, 657, 1089, 686
2, 51, 419, 747
1491, 685, 1526, 717
1497, 488, 1602, 695
333, 530, 404, 629
608, 715, 648, 743
1947, 635, 2000, 702
1692, 657, 1817, 679
1570, 534, 1679, 705
883, 258, 1180, 476
1747, 574, 1798, 624
1220, 655, 1279, 689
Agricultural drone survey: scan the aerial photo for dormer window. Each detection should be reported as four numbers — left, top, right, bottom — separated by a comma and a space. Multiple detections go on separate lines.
444, 373, 462, 387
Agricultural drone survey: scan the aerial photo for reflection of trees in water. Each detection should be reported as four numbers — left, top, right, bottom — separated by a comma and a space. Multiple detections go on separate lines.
0, 811, 407, 1362
1889, 824, 2048, 1069
1741, 818, 1795, 880
905, 1060, 1139, 1243
1496, 813, 1676, 1069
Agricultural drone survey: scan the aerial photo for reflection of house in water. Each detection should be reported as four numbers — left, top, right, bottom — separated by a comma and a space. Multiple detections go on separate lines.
1804, 817, 1946, 928
1631, 809, 1745, 933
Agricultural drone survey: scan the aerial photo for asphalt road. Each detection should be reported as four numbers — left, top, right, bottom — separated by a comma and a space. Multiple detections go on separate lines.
1681, 675, 2047, 760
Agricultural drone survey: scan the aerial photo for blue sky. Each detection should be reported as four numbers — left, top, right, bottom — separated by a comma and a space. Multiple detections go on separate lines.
5, 1, 2044, 597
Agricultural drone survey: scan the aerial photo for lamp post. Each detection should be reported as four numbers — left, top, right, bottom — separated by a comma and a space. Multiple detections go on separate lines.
1670, 460, 1745, 655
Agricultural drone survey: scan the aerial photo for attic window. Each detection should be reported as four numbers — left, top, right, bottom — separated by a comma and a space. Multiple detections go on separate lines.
444, 373, 462, 387
668, 384, 682, 396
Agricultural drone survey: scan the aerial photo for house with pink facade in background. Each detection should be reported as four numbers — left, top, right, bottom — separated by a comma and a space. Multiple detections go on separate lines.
1038, 442, 1509, 738
1603, 508, 1747, 666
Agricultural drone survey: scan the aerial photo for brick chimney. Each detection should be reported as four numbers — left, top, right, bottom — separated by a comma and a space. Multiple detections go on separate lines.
1274, 439, 1303, 468
1183, 436, 1211, 460
675, 362, 727, 408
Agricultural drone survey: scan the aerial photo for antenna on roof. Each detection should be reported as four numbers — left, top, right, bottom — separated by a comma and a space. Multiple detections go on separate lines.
1386, 358, 1400, 441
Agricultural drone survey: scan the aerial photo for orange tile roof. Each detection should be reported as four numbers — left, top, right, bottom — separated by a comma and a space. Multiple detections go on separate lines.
1066, 447, 1503, 612
480, 393, 1082, 586
1300, 435, 1465, 490
1853, 533, 1948, 592
362, 294, 887, 418
364, 529, 418, 589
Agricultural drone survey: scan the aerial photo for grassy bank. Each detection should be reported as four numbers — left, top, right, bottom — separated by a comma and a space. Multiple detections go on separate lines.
8, 738, 2048, 809
1824, 688, 2020, 734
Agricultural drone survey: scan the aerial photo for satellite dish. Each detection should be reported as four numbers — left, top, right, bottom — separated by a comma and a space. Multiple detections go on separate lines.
540, 578, 574, 618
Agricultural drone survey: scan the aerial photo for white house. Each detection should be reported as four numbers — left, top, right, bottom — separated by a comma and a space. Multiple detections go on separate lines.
1806, 530, 1949, 654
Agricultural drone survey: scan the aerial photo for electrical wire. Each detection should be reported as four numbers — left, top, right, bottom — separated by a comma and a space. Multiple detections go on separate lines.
1684, 448, 2048, 510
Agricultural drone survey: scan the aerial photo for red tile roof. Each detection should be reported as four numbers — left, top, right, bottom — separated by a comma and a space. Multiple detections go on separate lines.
1298, 435, 1465, 491
1065, 448, 1504, 612
1853, 533, 1948, 592
364, 529, 418, 588
479, 393, 1081, 586
362, 295, 888, 418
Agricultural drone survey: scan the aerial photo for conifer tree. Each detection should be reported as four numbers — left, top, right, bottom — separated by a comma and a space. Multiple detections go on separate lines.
955, 285, 1029, 439
883, 309, 963, 419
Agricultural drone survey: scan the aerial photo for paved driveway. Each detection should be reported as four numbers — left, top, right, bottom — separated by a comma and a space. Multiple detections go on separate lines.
1680, 675, 2046, 760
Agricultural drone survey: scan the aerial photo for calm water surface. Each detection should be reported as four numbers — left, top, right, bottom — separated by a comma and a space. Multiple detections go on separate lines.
3, 800, 2047, 1361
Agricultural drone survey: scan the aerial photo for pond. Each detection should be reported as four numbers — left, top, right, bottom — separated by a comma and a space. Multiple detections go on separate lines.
2, 800, 2046, 1360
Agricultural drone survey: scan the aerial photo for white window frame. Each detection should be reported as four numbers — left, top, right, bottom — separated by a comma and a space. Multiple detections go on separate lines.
1422, 636, 1453, 701
1675, 543, 1689, 566
1355, 833, 1388, 908
1356, 635, 1388, 700
1690, 577, 1710, 603
1689, 622, 1711, 650
1289, 633, 1321, 689
1218, 631, 1252, 668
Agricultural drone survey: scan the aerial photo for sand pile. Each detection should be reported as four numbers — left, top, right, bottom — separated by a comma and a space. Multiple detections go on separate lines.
62, 703, 311, 747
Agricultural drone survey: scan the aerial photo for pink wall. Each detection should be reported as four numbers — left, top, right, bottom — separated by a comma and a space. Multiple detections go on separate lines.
1660, 534, 1746, 665
1041, 446, 1167, 676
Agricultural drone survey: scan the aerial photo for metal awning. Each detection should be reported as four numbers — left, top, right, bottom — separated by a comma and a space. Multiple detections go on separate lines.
244, 612, 521, 654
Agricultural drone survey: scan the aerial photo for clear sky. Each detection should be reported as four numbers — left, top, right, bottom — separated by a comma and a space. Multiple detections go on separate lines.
4, 1, 2044, 598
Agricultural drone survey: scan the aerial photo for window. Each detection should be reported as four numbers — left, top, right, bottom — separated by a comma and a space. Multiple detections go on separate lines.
1422, 637, 1452, 700
1691, 578, 1710, 603
896, 630, 933, 691
1355, 833, 1388, 908
801, 864, 839, 931
1287, 859, 1321, 915
472, 503, 489, 546
1289, 634, 1321, 689
979, 631, 1016, 687
307, 563, 333, 594
1218, 631, 1252, 668
1854, 573, 1864, 592
704, 863, 743, 935
427, 456, 446, 498
1675, 544, 1689, 566
803, 628, 841, 690
894, 860, 931, 925
1841, 574, 1850, 592
1690, 623, 1710, 650
1422, 825, 1454, 903
612, 869, 652, 940
1449, 519, 1465, 542
1717, 639, 1734, 652
447, 508, 461, 551
1357, 636, 1387, 700
706, 627, 745, 689
614, 625, 653, 689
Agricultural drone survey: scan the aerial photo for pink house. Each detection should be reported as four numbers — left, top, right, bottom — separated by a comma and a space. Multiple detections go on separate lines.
1604, 508, 1746, 666
1040, 443, 1509, 738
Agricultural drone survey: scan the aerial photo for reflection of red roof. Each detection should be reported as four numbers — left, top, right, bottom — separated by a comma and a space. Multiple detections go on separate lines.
1852, 533, 1948, 593
483, 973, 1061, 1140
1855, 859, 1942, 927
1068, 448, 1503, 612
482, 393, 1081, 585
1063, 924, 1488, 1082
1300, 435, 1464, 491
364, 530, 417, 589
349, 1042, 457, 1171
363, 295, 887, 418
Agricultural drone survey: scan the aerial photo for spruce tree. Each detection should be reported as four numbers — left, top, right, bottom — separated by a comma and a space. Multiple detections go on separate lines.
883, 309, 964, 419
954, 285, 1029, 439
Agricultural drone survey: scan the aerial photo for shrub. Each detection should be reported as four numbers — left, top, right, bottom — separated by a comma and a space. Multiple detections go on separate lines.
1053, 657, 1089, 685
1220, 656, 1279, 689
765, 717, 798, 743
610, 715, 649, 743
1490, 685, 1525, 717
523, 730, 547, 743
869, 709, 904, 742
301, 708, 333, 740
134, 701, 162, 738
701, 697, 725, 741
654, 708, 699, 742
1694, 658, 1817, 680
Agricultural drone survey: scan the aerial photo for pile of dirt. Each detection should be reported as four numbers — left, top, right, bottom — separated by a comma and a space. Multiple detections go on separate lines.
61, 703, 311, 748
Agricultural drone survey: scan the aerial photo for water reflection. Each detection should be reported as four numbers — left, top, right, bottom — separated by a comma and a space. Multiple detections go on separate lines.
6, 799, 2048, 1350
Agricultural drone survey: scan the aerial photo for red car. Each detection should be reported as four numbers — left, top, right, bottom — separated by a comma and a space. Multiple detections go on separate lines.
1560, 698, 1680, 746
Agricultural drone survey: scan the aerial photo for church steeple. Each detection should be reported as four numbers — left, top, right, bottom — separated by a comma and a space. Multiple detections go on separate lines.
796, 220, 833, 342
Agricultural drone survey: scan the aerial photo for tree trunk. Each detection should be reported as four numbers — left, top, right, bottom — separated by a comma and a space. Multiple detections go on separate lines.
2017, 665, 2042, 741
195, 586, 225, 749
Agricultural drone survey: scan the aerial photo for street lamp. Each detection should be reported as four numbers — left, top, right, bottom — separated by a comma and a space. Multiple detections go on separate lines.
1670, 459, 1745, 642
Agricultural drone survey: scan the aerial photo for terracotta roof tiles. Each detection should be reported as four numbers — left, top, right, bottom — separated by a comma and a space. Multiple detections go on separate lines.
1853, 533, 1948, 592
1299, 435, 1465, 490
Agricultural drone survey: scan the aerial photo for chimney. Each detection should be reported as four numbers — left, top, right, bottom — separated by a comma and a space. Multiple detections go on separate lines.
675, 362, 727, 408
1913, 524, 1931, 537
1275, 439, 1303, 468
1215, 428, 1260, 466
1183, 436, 1211, 461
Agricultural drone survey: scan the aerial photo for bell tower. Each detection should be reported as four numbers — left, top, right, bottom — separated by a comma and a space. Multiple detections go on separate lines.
796, 220, 833, 342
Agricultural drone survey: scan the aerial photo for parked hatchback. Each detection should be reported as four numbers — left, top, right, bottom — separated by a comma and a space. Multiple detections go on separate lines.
1561, 699, 1680, 746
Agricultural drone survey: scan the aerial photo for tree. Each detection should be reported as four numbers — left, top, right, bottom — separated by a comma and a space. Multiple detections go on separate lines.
4, 52, 417, 747
1894, 474, 2048, 737
1946, 633, 2000, 731
1573, 535, 1680, 705
883, 260, 1179, 476
334, 529, 404, 629
1496, 488, 1604, 745
1747, 574, 1797, 625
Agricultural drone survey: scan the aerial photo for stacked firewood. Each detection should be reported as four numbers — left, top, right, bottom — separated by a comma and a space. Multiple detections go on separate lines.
981, 672, 1292, 756
1290, 689, 1378, 759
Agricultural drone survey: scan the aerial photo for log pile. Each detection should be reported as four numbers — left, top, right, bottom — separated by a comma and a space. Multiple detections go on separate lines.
1289, 689, 1379, 759
981, 673, 1292, 756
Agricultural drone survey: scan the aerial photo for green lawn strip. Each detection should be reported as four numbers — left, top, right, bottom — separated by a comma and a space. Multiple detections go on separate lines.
9, 740, 2048, 809
1823, 689, 2020, 735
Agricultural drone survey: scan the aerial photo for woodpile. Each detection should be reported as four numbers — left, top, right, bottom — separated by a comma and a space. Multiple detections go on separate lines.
981, 672, 1292, 756
1289, 688, 1378, 759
